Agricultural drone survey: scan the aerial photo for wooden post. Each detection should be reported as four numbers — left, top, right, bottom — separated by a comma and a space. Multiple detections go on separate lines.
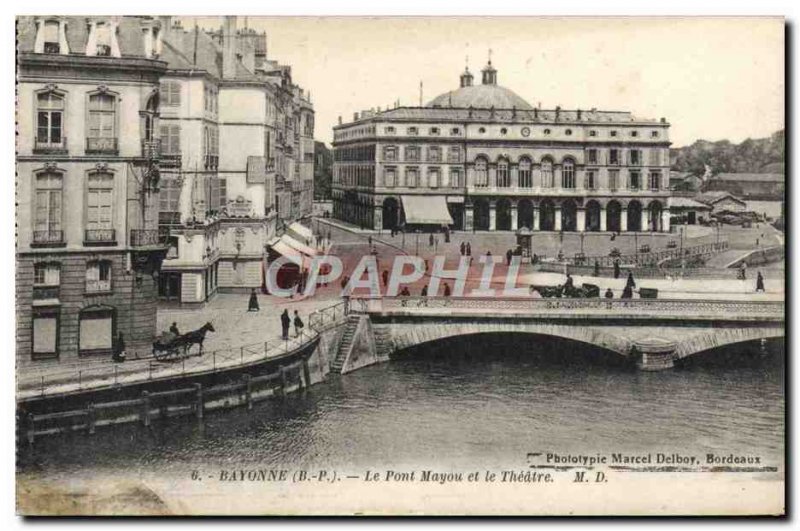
27, 413, 35, 445
194, 383, 204, 420
87, 403, 96, 435
243, 375, 252, 410
279, 365, 287, 396
240, 346, 244, 364
141, 391, 151, 426
302, 358, 311, 389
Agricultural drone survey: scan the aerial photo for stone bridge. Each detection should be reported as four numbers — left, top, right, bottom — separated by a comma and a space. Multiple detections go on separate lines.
332, 297, 784, 372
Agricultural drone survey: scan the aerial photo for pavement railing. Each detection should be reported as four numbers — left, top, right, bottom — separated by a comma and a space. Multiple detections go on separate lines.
309, 299, 350, 332
567, 240, 729, 268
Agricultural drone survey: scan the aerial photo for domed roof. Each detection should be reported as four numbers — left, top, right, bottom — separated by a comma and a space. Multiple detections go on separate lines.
426, 84, 533, 110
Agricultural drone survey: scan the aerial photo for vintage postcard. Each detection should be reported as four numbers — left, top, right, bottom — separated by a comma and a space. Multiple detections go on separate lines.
15, 15, 785, 516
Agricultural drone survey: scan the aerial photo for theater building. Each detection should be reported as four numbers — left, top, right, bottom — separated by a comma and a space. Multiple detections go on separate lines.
332, 60, 673, 233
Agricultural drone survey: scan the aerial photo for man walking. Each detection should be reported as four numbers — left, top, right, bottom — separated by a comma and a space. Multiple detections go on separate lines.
460, 241, 466, 256
756, 271, 765, 292
293, 310, 304, 337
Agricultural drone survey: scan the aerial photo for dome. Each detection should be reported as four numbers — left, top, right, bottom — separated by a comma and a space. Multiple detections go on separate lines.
426, 83, 533, 110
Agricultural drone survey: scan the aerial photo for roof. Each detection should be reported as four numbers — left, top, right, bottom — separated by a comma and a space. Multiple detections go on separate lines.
711, 173, 784, 183
669, 197, 712, 210
17, 16, 154, 57
695, 191, 747, 205
427, 84, 533, 110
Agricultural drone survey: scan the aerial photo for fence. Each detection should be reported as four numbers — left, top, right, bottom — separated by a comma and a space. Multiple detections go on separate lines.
565, 240, 729, 268
24, 357, 312, 444
308, 299, 350, 332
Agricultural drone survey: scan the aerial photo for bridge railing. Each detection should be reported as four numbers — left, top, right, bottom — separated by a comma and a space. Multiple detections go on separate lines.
348, 296, 784, 318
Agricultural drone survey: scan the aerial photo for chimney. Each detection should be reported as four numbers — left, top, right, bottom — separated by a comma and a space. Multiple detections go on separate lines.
353, 112, 359, 121
338, 116, 342, 125
223, 16, 237, 79
159, 16, 172, 44
577, 109, 582, 120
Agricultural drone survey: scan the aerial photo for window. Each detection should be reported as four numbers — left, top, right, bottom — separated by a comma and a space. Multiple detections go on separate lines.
161, 81, 181, 106
428, 167, 441, 188
475, 158, 488, 187
629, 170, 641, 190
543, 128, 551, 136
649, 171, 661, 191
385, 126, 395, 134
42, 21, 60, 53
449, 167, 463, 188
478, 127, 486, 134
497, 159, 510, 187
629, 149, 642, 166
518, 158, 532, 188
429, 127, 440, 136
87, 93, 116, 152
427, 146, 442, 162
383, 145, 397, 161
407, 127, 418, 136
160, 124, 181, 154
34, 263, 60, 286
384, 167, 396, 187
609, 148, 620, 165
562, 159, 575, 189
631, 130, 639, 137
94, 22, 112, 56
405, 167, 419, 188
541, 159, 554, 188
86, 260, 112, 293
589, 130, 598, 137
34, 171, 63, 242
32, 309, 59, 359
585, 170, 596, 190
565, 129, 573, 136
651, 130, 659, 138
500, 127, 508, 135
608, 169, 619, 191
158, 177, 181, 225
79, 308, 114, 354
36, 92, 64, 148
649, 148, 662, 166
450, 127, 461, 136
587, 148, 598, 164
447, 146, 461, 163
610, 130, 618, 137
86, 171, 114, 233
404, 145, 420, 162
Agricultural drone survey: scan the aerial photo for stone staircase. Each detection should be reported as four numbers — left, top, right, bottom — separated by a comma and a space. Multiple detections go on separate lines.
330, 315, 362, 374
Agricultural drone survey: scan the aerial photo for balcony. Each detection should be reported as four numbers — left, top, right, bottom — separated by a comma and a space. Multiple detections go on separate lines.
204, 154, 219, 170
34, 136, 67, 154
32, 285, 60, 301
142, 139, 161, 160
84, 228, 117, 246
32, 230, 65, 248
86, 279, 112, 294
86, 137, 118, 155
130, 229, 169, 248
160, 153, 182, 169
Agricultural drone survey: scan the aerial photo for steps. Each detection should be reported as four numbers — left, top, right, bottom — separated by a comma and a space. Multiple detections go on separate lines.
330, 316, 361, 374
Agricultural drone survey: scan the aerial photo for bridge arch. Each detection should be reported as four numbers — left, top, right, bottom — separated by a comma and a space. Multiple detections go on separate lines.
674, 327, 785, 359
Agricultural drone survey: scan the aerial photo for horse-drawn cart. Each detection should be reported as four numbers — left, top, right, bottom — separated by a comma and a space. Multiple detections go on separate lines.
152, 322, 215, 362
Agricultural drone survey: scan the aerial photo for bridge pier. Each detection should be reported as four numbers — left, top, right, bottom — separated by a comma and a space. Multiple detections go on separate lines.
633, 338, 677, 371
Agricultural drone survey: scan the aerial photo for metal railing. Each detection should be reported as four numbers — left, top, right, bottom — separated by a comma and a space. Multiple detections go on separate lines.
86, 137, 118, 154
32, 230, 64, 245
34, 137, 67, 153
159, 153, 182, 168
141, 139, 161, 160
32, 285, 59, 300
308, 299, 350, 332
130, 229, 169, 247
84, 228, 116, 244
569, 240, 729, 268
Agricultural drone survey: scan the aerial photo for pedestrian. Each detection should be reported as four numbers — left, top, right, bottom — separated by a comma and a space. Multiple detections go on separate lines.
429, 233, 434, 247
625, 271, 636, 290
621, 285, 633, 299
486, 250, 492, 258
281, 309, 291, 340
564, 273, 574, 290
756, 238, 759, 247
604, 288, 614, 299
400, 286, 411, 297
443, 283, 451, 297
368, 235, 373, 247
293, 310, 304, 337
248, 288, 260, 311
466, 242, 472, 256
169, 322, 180, 336
594, 260, 600, 277
506, 249, 513, 266
382, 269, 389, 287
613, 259, 621, 279
460, 241, 466, 256
444, 227, 451, 243
739, 262, 748, 280
421, 285, 428, 297
112, 331, 126, 362
756, 271, 765, 292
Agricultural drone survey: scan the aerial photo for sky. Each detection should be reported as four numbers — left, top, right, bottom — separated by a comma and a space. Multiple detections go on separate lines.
184, 17, 781, 147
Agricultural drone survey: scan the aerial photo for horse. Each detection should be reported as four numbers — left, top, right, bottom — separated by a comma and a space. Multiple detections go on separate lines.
152, 322, 215, 360
180, 322, 215, 355
532, 285, 564, 298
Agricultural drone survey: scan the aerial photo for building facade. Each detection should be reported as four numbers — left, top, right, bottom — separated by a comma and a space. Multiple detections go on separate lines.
16, 16, 168, 365
332, 62, 673, 233
155, 16, 314, 305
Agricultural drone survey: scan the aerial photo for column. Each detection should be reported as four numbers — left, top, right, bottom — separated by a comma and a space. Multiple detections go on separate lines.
600, 206, 608, 232
511, 166, 519, 188
554, 206, 562, 231
532, 207, 540, 231
576, 208, 586, 232
489, 167, 497, 188
464, 203, 474, 231
641, 209, 649, 233
489, 201, 497, 231
510, 204, 518, 231
661, 208, 671, 233
373, 205, 383, 231
620, 208, 628, 232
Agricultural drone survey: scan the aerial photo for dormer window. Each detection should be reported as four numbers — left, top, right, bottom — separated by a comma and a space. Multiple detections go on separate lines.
429, 127, 440, 136
610, 130, 618, 137
589, 130, 598, 137
407, 127, 418, 136
43, 21, 60, 53
87, 19, 119, 58
96, 23, 112, 56
631, 130, 639, 138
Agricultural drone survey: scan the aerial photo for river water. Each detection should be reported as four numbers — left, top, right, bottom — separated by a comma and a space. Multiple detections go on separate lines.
19, 336, 784, 482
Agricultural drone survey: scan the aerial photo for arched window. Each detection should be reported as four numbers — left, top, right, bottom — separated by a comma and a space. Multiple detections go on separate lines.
36, 92, 65, 148
497, 159, 510, 187
541, 158, 554, 188
562, 159, 575, 189
475, 158, 488, 187
518, 158, 532, 188
143, 93, 159, 142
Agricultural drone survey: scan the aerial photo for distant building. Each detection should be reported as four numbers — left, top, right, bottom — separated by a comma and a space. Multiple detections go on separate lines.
695, 191, 748, 214
703, 173, 784, 201
670, 171, 703, 192
16, 16, 168, 365
668, 197, 712, 225
314, 141, 333, 200
332, 60, 674, 233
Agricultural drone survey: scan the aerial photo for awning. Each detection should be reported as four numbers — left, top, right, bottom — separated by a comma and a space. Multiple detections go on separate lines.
401, 195, 454, 225
281, 234, 317, 257
269, 240, 304, 267
287, 222, 314, 244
